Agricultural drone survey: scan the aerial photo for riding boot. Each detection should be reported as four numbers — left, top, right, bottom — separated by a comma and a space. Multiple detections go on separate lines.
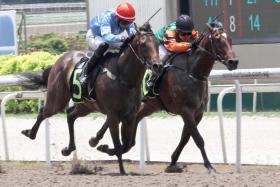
80, 43, 109, 97
146, 72, 158, 96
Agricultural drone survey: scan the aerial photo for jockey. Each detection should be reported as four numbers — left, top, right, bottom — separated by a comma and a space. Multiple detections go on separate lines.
146, 14, 199, 91
80, 2, 137, 95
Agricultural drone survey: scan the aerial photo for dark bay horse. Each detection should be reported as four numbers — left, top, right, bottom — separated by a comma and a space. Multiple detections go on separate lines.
81, 23, 239, 173
19, 23, 162, 175
134, 23, 238, 173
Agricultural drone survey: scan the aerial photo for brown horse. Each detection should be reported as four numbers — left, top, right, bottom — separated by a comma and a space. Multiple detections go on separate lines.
19, 23, 162, 175
79, 22, 239, 173
134, 23, 238, 173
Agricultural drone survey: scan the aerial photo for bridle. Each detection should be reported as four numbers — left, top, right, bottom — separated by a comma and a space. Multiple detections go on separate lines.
167, 26, 231, 82
128, 30, 159, 72
197, 27, 228, 64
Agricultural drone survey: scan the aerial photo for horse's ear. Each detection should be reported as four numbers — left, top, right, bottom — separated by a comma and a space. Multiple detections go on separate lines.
139, 22, 153, 33
146, 22, 153, 32
206, 23, 213, 32
143, 22, 152, 30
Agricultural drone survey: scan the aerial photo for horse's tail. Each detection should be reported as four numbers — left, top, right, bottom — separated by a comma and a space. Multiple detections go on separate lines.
17, 66, 52, 90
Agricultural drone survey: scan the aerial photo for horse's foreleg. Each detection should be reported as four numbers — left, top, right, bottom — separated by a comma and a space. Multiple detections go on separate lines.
127, 98, 162, 150
108, 117, 125, 175
120, 115, 136, 153
89, 120, 108, 148
165, 124, 191, 173
183, 110, 215, 174
95, 117, 130, 154
96, 116, 125, 174
96, 116, 119, 156
192, 125, 216, 174
62, 103, 94, 156
95, 124, 115, 156
91, 98, 162, 151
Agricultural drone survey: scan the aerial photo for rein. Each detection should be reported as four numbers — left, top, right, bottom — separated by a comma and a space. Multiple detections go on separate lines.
103, 31, 157, 88
197, 28, 226, 63
128, 31, 156, 70
128, 43, 146, 65
167, 29, 227, 82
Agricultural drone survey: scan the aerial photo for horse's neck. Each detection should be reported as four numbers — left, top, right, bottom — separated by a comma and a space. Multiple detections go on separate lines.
117, 47, 145, 87
189, 44, 215, 80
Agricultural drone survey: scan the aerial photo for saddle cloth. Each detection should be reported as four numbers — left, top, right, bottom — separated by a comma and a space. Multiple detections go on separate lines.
69, 55, 90, 103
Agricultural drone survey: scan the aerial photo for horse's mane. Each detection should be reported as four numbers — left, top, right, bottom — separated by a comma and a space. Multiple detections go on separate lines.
169, 52, 194, 73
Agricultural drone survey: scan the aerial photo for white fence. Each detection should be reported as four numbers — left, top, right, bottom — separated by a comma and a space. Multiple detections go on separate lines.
0, 91, 51, 165
1, 68, 280, 173
140, 68, 280, 173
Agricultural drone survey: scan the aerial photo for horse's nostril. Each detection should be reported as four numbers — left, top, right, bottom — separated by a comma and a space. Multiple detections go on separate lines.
152, 63, 163, 75
228, 59, 239, 66
153, 64, 159, 69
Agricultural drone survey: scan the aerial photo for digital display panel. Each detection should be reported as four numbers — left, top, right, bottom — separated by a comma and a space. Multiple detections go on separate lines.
190, 0, 280, 44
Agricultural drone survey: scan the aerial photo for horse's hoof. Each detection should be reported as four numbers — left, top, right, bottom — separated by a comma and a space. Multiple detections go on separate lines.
89, 137, 99, 147
21, 129, 36, 140
120, 170, 126, 175
61, 147, 75, 156
97, 144, 109, 153
165, 164, 185, 173
207, 167, 217, 174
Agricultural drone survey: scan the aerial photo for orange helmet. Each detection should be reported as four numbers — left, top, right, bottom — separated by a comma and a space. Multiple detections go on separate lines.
115, 3, 135, 22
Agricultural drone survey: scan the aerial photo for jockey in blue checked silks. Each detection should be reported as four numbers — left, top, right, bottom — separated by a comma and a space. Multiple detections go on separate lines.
80, 2, 137, 94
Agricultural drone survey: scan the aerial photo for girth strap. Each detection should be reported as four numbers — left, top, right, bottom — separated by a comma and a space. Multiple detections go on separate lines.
102, 68, 116, 80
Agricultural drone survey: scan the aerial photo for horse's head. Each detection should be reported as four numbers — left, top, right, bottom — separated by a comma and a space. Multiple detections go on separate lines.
130, 22, 163, 76
200, 22, 239, 71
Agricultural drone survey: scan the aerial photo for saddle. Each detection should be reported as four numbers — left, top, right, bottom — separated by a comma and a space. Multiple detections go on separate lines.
142, 66, 170, 99
69, 53, 100, 103
141, 53, 179, 99
69, 52, 119, 103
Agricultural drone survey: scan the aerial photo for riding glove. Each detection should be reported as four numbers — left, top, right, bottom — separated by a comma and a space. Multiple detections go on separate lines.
190, 39, 199, 49
120, 36, 128, 42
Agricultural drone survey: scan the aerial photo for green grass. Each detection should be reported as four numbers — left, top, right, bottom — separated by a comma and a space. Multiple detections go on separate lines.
0, 160, 45, 170
149, 111, 280, 118
5, 112, 105, 119
206, 111, 280, 118
5, 111, 280, 119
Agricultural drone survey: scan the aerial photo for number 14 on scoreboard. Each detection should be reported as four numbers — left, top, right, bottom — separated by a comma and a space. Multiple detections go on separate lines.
248, 14, 261, 31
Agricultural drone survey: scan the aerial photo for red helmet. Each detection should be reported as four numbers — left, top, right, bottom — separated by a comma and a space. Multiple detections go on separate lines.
115, 3, 135, 22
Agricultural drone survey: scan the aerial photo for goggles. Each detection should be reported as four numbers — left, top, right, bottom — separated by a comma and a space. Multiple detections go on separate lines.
119, 20, 132, 27
179, 31, 192, 37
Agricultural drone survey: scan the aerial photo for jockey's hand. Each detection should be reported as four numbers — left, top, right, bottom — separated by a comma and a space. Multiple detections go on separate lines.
190, 39, 199, 49
120, 36, 128, 42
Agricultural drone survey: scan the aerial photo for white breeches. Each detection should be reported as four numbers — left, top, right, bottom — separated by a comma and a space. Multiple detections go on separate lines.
159, 44, 170, 62
86, 29, 122, 51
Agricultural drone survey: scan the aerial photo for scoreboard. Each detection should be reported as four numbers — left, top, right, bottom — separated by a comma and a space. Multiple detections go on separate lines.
190, 0, 280, 44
